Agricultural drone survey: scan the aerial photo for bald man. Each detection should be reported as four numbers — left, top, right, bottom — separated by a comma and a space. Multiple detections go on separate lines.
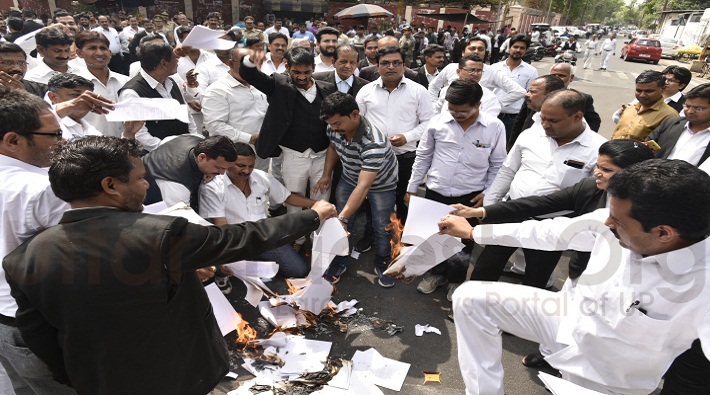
358, 35, 419, 82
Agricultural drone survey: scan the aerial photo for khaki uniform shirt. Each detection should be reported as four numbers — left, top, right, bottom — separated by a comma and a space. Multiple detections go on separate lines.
612, 98, 678, 141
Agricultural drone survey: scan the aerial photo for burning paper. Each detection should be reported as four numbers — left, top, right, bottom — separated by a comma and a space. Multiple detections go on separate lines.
309, 218, 349, 279
204, 283, 241, 336
415, 324, 442, 337
290, 280, 334, 314
257, 302, 306, 329
384, 233, 464, 278
279, 336, 333, 375
352, 348, 410, 392
222, 261, 279, 306
334, 300, 359, 317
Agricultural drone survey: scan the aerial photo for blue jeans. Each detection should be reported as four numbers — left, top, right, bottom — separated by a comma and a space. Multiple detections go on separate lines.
0, 323, 76, 395
328, 181, 396, 273
257, 244, 309, 278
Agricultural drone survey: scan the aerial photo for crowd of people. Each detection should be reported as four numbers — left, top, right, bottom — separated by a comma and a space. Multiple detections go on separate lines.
0, 6, 710, 395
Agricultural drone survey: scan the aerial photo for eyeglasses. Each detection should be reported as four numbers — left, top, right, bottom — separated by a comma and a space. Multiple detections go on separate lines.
448, 107, 475, 116
0, 60, 28, 67
461, 67, 483, 75
379, 61, 403, 68
28, 131, 63, 140
682, 104, 708, 112
665, 78, 681, 84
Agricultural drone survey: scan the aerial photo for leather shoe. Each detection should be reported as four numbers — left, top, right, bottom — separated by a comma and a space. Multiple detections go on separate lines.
521, 352, 551, 369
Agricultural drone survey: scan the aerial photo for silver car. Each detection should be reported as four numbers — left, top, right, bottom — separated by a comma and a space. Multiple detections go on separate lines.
659, 37, 683, 59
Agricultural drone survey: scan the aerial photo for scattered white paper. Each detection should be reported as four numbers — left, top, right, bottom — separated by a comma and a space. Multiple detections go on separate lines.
258, 302, 302, 329
384, 233, 464, 277
204, 283, 240, 336
327, 360, 352, 390
225, 371, 238, 379
105, 97, 189, 123
352, 348, 410, 392
223, 261, 279, 280
181, 24, 237, 50
255, 332, 288, 348
157, 202, 213, 226
143, 201, 167, 214
334, 299, 359, 317
240, 276, 276, 307
538, 372, 606, 395
291, 281, 333, 314
402, 196, 456, 245
312, 218, 350, 255
280, 336, 332, 375
309, 251, 337, 281
415, 324, 442, 337
312, 371, 385, 395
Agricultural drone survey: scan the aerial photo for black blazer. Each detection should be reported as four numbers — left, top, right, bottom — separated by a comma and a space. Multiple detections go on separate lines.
482, 176, 605, 225
666, 94, 686, 113
312, 70, 369, 97
413, 66, 432, 89
647, 116, 710, 166
358, 64, 419, 83
239, 60, 337, 158
3, 207, 320, 395
357, 58, 374, 70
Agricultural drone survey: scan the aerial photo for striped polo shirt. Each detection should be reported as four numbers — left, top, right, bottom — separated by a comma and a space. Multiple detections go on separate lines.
327, 115, 398, 191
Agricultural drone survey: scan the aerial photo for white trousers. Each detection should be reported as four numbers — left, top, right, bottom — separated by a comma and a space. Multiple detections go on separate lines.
453, 281, 566, 395
582, 50, 595, 68
600, 50, 613, 69
280, 148, 330, 213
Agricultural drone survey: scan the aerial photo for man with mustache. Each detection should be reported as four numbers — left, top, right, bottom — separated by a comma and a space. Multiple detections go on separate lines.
24, 27, 84, 84
0, 41, 48, 98
314, 26, 339, 73
261, 32, 288, 76
92, 15, 123, 75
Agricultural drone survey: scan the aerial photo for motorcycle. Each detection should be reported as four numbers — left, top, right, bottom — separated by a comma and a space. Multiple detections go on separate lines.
554, 49, 577, 66
528, 42, 546, 61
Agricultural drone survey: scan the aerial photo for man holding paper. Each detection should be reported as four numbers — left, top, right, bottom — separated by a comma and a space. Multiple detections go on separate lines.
405, 79, 506, 298
313, 92, 399, 287
438, 159, 710, 395
2, 135, 336, 395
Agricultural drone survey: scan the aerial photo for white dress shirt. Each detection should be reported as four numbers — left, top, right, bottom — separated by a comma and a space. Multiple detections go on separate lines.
118, 69, 198, 151
24, 60, 85, 84
407, 111, 507, 196
335, 73, 353, 93
585, 39, 600, 53
314, 54, 335, 73
55, 111, 102, 140
667, 123, 710, 165
428, 62, 526, 109
202, 73, 268, 144
92, 27, 121, 54
261, 52, 287, 76
356, 76, 435, 155
79, 69, 130, 137
177, 50, 216, 82
264, 26, 291, 38
0, 154, 69, 316
435, 84, 501, 117
118, 26, 142, 54
199, 170, 291, 223
484, 114, 607, 205
194, 56, 230, 93
488, 59, 538, 114
474, 208, 710, 394
601, 38, 617, 52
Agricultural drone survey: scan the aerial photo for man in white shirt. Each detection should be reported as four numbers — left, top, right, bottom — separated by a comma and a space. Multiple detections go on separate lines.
264, 18, 290, 39
92, 15, 123, 74
199, 143, 314, 278
661, 65, 691, 112
261, 32, 288, 76
0, 89, 74, 395
202, 47, 269, 170
599, 32, 617, 71
194, 46, 230, 94
118, 16, 142, 73
314, 26, 339, 73
427, 36, 525, 115
406, 79, 506, 297
47, 73, 103, 140
75, 31, 131, 137
25, 27, 85, 84
356, 45, 435, 222
440, 159, 710, 395
488, 34, 538, 141
434, 55, 501, 117
118, 41, 199, 151
479, 90, 607, 288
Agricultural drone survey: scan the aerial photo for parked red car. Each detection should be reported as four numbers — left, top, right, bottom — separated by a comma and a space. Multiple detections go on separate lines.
621, 38, 662, 64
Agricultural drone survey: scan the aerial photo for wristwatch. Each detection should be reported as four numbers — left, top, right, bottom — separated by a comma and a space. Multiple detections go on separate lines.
337, 216, 349, 224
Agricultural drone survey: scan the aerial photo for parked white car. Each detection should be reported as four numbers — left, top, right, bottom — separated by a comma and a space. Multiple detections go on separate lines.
658, 37, 683, 59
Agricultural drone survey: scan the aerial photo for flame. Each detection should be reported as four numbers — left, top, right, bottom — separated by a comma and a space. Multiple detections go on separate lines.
386, 213, 405, 260
235, 313, 257, 346
285, 279, 299, 295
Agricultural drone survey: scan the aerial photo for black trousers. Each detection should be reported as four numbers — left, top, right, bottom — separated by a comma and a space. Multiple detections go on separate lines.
661, 339, 710, 394
395, 153, 415, 223
425, 188, 481, 283
470, 245, 562, 288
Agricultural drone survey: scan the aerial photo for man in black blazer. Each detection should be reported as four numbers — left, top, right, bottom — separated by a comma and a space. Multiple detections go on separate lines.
645, 84, 710, 167
661, 65, 691, 113
549, 63, 602, 131
413, 44, 445, 89
240, 46, 337, 213
313, 44, 369, 98
3, 136, 336, 395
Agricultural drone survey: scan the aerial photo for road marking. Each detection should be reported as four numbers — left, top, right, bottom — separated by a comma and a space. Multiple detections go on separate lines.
616, 72, 628, 79
630, 72, 639, 79
601, 71, 610, 78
